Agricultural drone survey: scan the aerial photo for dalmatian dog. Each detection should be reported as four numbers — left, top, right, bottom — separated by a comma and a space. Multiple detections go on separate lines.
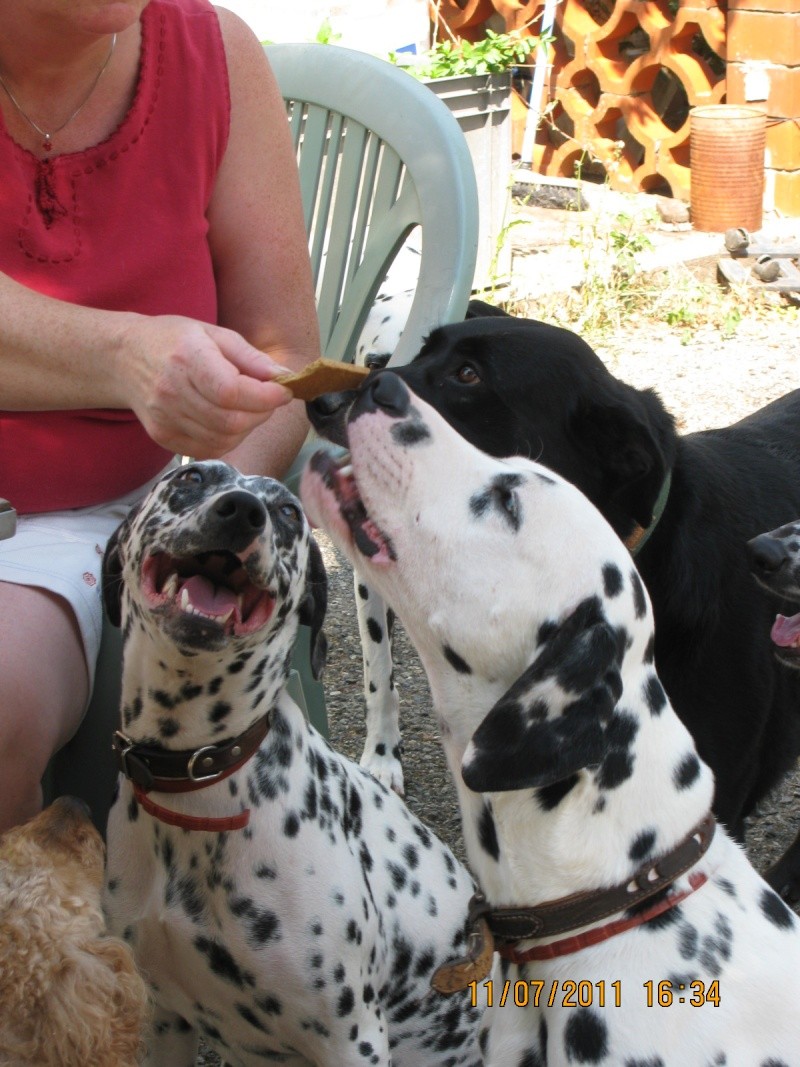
348, 237, 421, 796
101, 461, 484, 1067
747, 521, 800, 670
301, 374, 800, 1066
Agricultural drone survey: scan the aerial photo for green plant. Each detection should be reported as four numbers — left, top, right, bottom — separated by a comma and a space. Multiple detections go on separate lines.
314, 18, 341, 46
391, 29, 535, 79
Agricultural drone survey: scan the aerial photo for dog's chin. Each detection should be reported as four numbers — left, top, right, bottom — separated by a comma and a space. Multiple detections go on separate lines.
774, 648, 800, 671
303, 450, 396, 567
151, 609, 269, 652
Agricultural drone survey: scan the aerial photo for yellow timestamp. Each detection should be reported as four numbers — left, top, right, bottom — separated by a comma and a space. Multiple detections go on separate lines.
467, 978, 721, 1009
643, 980, 720, 1007
468, 979, 623, 1009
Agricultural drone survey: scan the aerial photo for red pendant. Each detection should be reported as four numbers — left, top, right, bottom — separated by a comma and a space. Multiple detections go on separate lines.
43, 137, 53, 151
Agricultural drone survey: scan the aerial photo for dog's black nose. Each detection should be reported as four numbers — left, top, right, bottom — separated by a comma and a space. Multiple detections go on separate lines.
306, 390, 354, 448
746, 533, 789, 575
308, 391, 350, 418
353, 371, 411, 420
212, 490, 267, 540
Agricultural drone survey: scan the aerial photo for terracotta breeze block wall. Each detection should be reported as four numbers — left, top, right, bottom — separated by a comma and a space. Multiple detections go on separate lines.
727, 0, 800, 215
436, 0, 800, 215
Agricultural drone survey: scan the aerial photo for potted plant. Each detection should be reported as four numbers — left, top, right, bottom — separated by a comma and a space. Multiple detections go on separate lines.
392, 29, 534, 290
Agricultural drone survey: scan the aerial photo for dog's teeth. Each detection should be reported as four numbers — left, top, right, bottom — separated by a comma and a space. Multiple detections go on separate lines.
163, 573, 179, 599
180, 587, 191, 611
339, 463, 354, 478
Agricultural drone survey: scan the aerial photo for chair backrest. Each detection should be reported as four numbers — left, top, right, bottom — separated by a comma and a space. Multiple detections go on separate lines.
264, 42, 479, 368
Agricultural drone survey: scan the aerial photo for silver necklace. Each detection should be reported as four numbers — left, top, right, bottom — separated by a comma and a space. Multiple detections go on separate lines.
0, 33, 117, 152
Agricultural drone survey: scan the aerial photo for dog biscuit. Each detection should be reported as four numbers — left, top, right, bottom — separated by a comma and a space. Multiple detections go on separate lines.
276, 358, 370, 401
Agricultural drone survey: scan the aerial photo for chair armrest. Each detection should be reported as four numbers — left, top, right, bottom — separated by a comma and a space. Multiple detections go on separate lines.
0, 499, 17, 540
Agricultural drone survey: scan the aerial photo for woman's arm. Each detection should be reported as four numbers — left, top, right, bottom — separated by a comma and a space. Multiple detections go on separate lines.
210, 9, 321, 478
0, 273, 293, 459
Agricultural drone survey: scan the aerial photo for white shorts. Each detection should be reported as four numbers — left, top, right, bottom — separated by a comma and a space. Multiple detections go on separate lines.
0, 464, 175, 694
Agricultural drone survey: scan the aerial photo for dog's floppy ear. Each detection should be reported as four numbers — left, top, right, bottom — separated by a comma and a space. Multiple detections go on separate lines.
299, 536, 328, 679
572, 387, 676, 537
101, 521, 127, 628
461, 600, 622, 793
101, 501, 145, 628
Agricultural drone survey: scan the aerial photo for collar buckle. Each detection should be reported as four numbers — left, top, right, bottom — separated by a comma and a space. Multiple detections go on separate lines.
187, 744, 225, 782
112, 730, 154, 790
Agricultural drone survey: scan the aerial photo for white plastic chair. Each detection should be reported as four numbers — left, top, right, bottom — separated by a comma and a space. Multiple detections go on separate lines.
265, 42, 479, 372
40, 43, 479, 831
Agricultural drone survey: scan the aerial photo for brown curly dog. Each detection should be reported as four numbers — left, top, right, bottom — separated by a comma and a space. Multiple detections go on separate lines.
0, 796, 148, 1066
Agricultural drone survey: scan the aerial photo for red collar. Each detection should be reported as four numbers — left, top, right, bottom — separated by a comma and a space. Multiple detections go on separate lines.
132, 781, 251, 832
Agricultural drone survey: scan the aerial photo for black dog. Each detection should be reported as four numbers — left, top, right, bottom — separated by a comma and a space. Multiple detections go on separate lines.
309, 306, 800, 899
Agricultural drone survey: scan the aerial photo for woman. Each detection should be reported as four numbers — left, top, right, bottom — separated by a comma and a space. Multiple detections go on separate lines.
0, 0, 321, 830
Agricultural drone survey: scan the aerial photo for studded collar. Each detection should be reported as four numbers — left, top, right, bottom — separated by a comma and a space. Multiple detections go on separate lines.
112, 713, 271, 795
432, 813, 715, 993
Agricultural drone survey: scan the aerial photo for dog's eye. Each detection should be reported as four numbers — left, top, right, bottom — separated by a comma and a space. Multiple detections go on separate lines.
280, 503, 302, 524
175, 466, 204, 485
455, 364, 481, 385
494, 486, 520, 524
365, 354, 391, 371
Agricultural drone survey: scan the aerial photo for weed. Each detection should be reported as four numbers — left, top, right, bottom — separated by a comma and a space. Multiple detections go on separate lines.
504, 190, 791, 346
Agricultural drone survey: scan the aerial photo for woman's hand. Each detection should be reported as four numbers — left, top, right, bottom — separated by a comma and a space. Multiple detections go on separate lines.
116, 314, 294, 458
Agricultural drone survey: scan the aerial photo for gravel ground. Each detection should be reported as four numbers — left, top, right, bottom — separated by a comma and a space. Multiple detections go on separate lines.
198, 209, 799, 1065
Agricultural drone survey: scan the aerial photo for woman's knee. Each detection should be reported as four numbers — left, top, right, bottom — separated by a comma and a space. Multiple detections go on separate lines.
0, 583, 90, 824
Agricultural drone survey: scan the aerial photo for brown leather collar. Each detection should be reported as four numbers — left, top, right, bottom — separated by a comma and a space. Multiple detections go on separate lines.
432, 813, 715, 994
113, 713, 271, 794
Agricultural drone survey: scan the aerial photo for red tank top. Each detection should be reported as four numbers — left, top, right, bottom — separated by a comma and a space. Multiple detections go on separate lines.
0, 0, 230, 513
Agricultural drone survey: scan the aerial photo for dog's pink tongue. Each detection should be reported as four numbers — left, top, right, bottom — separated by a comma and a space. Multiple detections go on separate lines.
181, 575, 238, 617
771, 612, 800, 648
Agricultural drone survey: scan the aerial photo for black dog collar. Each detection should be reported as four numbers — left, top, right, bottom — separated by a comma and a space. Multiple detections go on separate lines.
113, 713, 271, 794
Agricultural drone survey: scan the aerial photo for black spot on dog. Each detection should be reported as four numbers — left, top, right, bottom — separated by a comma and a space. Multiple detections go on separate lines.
596, 748, 634, 790
477, 803, 500, 861
391, 420, 431, 448
760, 888, 796, 930
714, 877, 737, 899
536, 774, 579, 811
236, 1002, 268, 1032
193, 935, 253, 988
443, 644, 472, 675
402, 843, 420, 870
602, 563, 624, 598
678, 921, 698, 960
256, 993, 282, 1015
630, 570, 647, 618
367, 617, 383, 644
628, 828, 657, 863
563, 1009, 608, 1062
643, 675, 667, 716
673, 753, 701, 790
284, 812, 300, 837
210, 701, 232, 723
